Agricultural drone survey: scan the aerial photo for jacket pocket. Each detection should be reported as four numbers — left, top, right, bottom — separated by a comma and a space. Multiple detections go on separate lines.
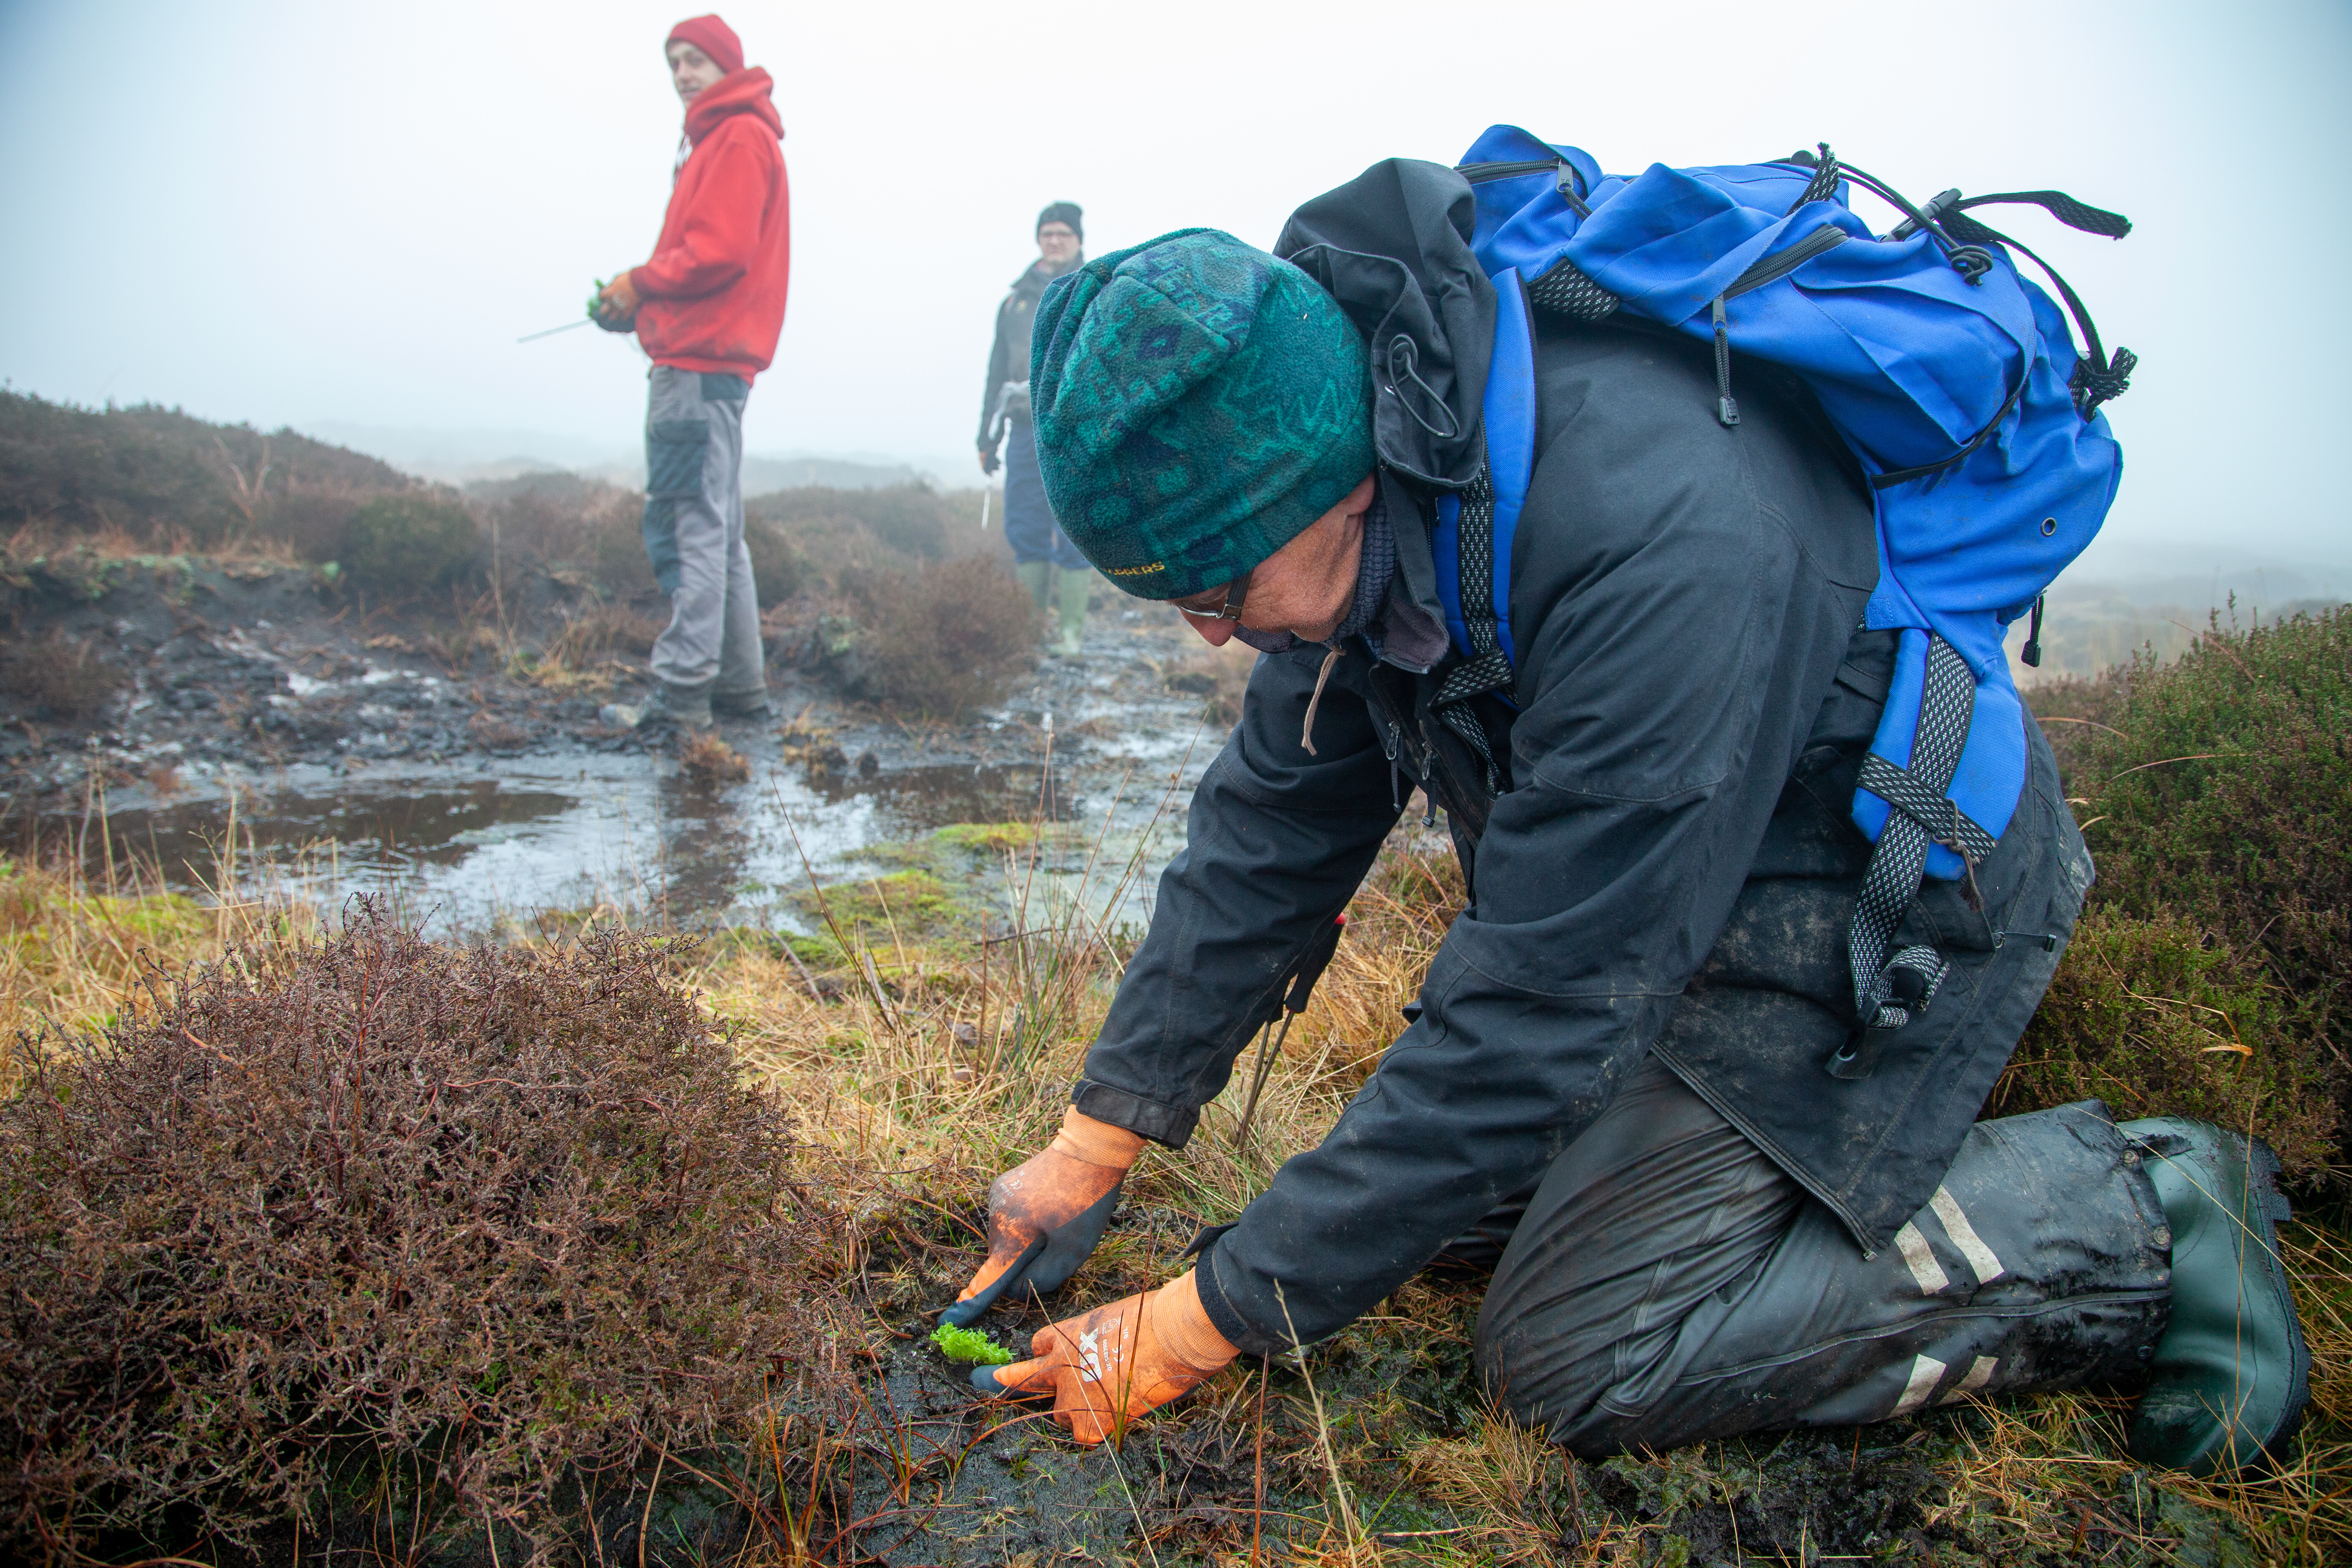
646, 418, 709, 499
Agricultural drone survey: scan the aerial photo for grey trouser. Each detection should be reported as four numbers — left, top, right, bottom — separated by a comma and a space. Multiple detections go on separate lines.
1470, 1059, 2173, 1455
642, 364, 766, 696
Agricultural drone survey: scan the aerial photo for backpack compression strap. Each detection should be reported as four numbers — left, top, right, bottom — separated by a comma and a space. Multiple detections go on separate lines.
1830, 630, 1991, 1080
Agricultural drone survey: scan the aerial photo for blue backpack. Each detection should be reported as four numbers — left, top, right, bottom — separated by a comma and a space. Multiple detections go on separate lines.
1434, 126, 2133, 1069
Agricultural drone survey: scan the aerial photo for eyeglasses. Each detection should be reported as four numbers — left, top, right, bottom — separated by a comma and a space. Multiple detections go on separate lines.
1170, 569, 1250, 622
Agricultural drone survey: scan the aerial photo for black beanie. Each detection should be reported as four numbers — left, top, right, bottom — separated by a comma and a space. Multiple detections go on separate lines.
1036, 201, 1083, 242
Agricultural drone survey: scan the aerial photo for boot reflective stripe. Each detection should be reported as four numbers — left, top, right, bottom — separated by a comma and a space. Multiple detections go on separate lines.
1949, 1355, 1999, 1401
1896, 1221, 1951, 1295
1892, 1354, 1948, 1416
1929, 1186, 2008, 1284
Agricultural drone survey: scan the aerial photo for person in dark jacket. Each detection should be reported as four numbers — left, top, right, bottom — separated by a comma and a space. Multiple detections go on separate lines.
979, 202, 1092, 655
951, 165, 2310, 1478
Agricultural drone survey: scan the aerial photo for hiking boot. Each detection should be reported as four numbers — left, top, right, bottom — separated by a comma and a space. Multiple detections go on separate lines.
1015, 560, 1052, 614
711, 686, 773, 721
2120, 1117, 2310, 1477
1052, 566, 1090, 657
599, 681, 712, 733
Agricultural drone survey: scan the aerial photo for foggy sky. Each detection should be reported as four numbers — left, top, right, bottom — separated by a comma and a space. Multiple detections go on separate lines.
2, 0, 2346, 578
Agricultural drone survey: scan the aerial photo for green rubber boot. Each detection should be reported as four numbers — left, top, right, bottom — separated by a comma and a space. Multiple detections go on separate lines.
1052, 566, 1090, 656
1015, 560, 1052, 614
2120, 1117, 2310, 1477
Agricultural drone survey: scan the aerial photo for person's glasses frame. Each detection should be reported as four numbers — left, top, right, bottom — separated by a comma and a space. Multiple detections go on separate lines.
1172, 569, 1251, 623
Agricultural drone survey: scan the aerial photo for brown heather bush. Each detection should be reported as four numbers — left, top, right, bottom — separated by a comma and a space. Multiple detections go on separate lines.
0, 634, 124, 719
0, 904, 841, 1560
0, 391, 404, 549
839, 557, 1039, 717
743, 517, 804, 606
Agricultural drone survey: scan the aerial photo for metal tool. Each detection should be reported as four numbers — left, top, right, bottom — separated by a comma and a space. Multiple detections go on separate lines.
1233, 914, 1346, 1153
516, 318, 594, 344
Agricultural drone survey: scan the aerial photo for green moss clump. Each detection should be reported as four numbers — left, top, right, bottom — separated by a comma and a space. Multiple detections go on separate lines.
931, 1323, 1016, 1364
789, 870, 961, 936
932, 822, 1039, 854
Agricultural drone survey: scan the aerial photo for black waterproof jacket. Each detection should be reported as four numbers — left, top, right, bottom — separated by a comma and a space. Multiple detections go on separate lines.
1071, 162, 2092, 1357
977, 257, 1076, 449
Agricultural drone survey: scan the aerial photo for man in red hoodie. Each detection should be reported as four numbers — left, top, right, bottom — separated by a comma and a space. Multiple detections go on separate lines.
592, 14, 789, 730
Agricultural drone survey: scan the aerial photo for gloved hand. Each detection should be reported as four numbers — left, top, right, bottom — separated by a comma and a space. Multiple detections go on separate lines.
943, 1107, 1142, 1326
591, 269, 643, 332
971, 1270, 1238, 1444
977, 441, 1000, 477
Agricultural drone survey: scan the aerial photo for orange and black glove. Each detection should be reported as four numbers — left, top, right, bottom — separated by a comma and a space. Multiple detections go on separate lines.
591, 269, 643, 332
942, 1107, 1142, 1326
971, 1270, 1239, 1444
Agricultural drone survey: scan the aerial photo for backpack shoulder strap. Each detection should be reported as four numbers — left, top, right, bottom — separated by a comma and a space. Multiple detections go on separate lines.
1425, 272, 1538, 794
1432, 271, 1538, 689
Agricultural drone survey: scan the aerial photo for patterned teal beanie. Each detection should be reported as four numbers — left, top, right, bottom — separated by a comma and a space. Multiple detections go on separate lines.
1029, 229, 1374, 600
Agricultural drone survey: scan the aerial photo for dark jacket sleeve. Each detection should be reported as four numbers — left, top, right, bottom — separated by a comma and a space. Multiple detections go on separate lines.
1191, 333, 1873, 1355
979, 294, 1014, 449
1072, 647, 1403, 1145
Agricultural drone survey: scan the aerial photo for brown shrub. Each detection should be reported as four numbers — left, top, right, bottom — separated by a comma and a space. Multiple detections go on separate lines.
744, 516, 804, 605
838, 557, 1039, 717
681, 732, 751, 786
471, 480, 655, 598
339, 491, 480, 591
0, 392, 405, 549
0, 906, 840, 1559
1, 634, 123, 718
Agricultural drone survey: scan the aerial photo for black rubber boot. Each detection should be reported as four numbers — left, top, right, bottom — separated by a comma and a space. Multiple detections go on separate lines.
638, 681, 714, 732
2120, 1117, 2310, 1477
711, 686, 772, 720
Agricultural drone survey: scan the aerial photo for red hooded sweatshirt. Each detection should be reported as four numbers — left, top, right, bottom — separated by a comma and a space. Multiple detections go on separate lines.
632, 68, 790, 382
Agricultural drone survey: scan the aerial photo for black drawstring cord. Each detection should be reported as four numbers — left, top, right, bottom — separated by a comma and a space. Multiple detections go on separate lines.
1385, 336, 1462, 441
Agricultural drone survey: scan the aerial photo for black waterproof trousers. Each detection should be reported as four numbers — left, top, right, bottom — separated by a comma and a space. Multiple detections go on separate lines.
1467, 1060, 2173, 1452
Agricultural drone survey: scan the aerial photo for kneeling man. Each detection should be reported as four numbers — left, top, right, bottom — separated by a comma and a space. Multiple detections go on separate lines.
952, 162, 2308, 1479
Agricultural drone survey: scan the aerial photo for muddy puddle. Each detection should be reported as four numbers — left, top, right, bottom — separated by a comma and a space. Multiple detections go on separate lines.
43, 663, 1224, 942
61, 732, 1200, 937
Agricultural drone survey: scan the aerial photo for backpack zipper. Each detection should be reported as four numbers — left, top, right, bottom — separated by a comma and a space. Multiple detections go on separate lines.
1710, 225, 1850, 428
1456, 158, 1567, 185
1723, 224, 1848, 299
1457, 158, 1593, 217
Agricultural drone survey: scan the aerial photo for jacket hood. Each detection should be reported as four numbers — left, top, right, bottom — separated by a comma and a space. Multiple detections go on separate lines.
684, 67, 784, 144
1274, 158, 1495, 493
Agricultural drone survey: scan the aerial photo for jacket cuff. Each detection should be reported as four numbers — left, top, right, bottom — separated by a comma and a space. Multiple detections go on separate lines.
1192, 1236, 1287, 1357
1069, 1078, 1197, 1149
